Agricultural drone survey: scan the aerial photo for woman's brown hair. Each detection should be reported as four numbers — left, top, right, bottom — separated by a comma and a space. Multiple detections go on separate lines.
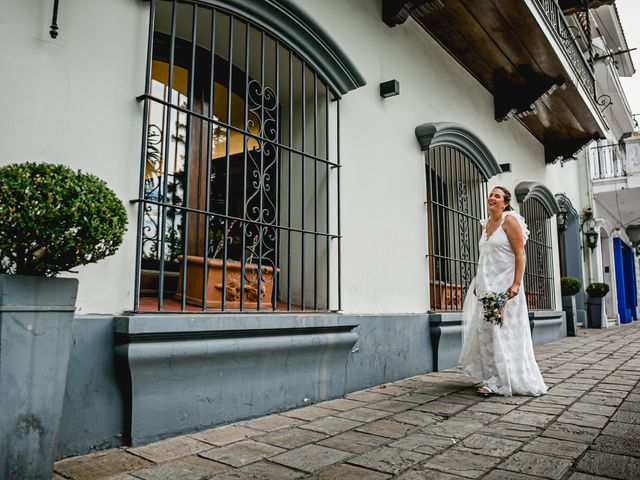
493, 186, 513, 211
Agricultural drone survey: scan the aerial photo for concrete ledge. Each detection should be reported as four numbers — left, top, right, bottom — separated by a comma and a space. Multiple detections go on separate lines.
114, 314, 359, 445
529, 310, 566, 346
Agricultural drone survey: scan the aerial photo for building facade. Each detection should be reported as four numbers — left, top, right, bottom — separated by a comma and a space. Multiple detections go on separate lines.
1, 0, 637, 458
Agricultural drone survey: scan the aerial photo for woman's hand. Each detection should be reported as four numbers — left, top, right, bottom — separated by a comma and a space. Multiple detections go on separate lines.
506, 283, 520, 299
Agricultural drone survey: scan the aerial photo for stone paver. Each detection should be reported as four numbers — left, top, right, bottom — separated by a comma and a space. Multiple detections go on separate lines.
576, 451, 640, 480
348, 447, 426, 475
237, 460, 304, 479
254, 427, 327, 449
190, 425, 259, 446
317, 430, 388, 454
422, 448, 502, 477
500, 451, 573, 479
310, 463, 392, 479
132, 455, 227, 480
298, 416, 362, 435
55, 323, 640, 480
270, 444, 351, 472
55, 450, 153, 480
127, 435, 211, 463
199, 440, 285, 467
280, 405, 337, 421
389, 433, 456, 455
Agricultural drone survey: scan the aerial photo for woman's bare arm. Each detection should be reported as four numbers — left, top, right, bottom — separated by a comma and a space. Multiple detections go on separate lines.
503, 215, 524, 299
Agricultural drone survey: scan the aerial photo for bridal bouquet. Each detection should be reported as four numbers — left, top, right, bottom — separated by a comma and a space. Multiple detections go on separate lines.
479, 291, 510, 327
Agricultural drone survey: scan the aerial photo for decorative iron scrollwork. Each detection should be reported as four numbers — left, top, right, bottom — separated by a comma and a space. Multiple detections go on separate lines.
596, 94, 612, 113
244, 79, 279, 285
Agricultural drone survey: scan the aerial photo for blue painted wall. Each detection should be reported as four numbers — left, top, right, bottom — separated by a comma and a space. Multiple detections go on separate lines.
613, 238, 637, 324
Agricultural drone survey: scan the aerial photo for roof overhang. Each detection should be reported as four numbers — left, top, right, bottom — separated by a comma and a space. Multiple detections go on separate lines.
383, 0, 608, 164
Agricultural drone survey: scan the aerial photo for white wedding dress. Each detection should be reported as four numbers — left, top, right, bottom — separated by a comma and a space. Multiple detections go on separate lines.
458, 211, 547, 396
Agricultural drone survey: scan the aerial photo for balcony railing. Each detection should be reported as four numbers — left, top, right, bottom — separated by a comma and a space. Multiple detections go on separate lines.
534, 0, 596, 100
590, 143, 627, 179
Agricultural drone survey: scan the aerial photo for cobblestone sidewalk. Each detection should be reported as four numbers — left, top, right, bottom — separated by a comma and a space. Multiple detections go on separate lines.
54, 323, 640, 480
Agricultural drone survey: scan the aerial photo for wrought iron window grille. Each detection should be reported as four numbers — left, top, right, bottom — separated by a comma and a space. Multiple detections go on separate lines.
425, 146, 488, 312
521, 199, 556, 310
134, 0, 341, 313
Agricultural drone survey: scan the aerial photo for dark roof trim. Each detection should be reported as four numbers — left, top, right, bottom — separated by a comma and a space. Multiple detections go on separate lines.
515, 181, 560, 217
201, 0, 366, 97
415, 122, 502, 180
555, 193, 579, 220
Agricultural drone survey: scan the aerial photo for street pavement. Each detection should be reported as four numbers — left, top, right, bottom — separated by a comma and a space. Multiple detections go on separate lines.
54, 322, 640, 479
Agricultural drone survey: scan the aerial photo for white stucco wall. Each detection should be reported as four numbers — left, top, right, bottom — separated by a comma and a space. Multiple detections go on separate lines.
0, 0, 148, 313
2, 0, 588, 314
299, 0, 572, 312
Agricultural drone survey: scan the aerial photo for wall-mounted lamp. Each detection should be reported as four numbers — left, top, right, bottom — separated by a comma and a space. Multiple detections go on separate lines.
50, 0, 60, 39
557, 210, 568, 233
380, 79, 400, 98
585, 227, 599, 250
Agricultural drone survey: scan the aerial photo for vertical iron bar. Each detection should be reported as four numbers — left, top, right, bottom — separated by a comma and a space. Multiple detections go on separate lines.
426, 151, 433, 310
300, 61, 306, 311
240, 22, 250, 311
221, 15, 234, 311
134, 0, 156, 311
256, 30, 264, 312
273, 41, 281, 311
336, 98, 342, 311
157, 0, 178, 311
325, 85, 330, 310
313, 72, 318, 310
179, 3, 198, 312
433, 147, 442, 310
287, 51, 293, 311
202, 8, 217, 310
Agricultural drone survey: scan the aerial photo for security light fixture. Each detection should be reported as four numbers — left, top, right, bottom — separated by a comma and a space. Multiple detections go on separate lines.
380, 80, 400, 98
585, 227, 599, 250
557, 210, 568, 233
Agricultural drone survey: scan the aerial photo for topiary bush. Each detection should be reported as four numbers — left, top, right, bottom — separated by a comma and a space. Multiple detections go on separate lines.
561, 277, 582, 296
0, 162, 128, 276
586, 282, 610, 298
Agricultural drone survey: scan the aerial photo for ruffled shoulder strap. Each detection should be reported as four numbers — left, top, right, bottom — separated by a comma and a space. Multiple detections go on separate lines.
479, 218, 489, 229
503, 211, 530, 243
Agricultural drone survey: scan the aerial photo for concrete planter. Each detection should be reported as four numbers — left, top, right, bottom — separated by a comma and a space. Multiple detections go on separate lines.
562, 295, 578, 336
587, 296, 604, 329
0, 274, 78, 480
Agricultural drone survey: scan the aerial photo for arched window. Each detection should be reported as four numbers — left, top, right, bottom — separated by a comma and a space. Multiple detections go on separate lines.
134, 0, 364, 312
516, 182, 560, 311
416, 123, 502, 311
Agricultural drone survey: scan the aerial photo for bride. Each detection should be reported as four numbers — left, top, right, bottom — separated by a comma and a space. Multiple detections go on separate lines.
459, 186, 547, 397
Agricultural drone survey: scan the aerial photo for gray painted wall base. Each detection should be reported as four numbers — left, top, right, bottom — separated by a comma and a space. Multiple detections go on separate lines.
529, 310, 566, 345
56, 310, 565, 457
114, 315, 360, 445
429, 313, 463, 371
57, 316, 125, 459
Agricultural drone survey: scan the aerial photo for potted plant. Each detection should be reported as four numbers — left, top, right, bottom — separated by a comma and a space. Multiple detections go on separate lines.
561, 277, 581, 336
586, 282, 610, 329
0, 162, 127, 479
175, 220, 278, 309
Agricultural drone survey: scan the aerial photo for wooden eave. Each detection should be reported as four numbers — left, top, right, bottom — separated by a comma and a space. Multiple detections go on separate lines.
383, 0, 607, 163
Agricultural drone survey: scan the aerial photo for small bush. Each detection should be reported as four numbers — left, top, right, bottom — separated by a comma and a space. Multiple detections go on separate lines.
561, 277, 581, 296
586, 282, 610, 298
0, 162, 128, 276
